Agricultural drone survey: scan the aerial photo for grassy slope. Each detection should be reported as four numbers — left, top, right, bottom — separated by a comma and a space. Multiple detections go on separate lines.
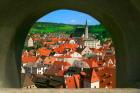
30, 22, 76, 34
29, 22, 111, 39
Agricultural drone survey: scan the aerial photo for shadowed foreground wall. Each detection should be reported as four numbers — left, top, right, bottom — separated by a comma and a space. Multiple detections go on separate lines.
0, 0, 140, 88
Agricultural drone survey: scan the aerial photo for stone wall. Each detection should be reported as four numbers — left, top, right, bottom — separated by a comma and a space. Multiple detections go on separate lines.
0, 0, 140, 88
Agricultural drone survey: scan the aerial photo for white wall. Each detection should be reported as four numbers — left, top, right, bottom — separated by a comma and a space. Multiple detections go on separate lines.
91, 81, 99, 88
84, 81, 99, 88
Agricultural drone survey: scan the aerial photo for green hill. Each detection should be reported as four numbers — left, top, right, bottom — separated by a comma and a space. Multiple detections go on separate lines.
29, 22, 111, 39
30, 22, 76, 34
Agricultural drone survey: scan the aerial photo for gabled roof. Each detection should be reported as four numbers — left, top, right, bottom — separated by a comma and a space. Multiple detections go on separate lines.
76, 47, 85, 54
83, 69, 99, 83
83, 58, 99, 68
90, 69, 100, 82
70, 51, 82, 58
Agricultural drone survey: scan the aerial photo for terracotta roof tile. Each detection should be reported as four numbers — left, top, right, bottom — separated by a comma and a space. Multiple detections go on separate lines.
38, 47, 51, 56
83, 58, 99, 68
22, 55, 37, 63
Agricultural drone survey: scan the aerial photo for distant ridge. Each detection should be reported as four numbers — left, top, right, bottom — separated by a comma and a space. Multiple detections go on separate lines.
36, 22, 95, 26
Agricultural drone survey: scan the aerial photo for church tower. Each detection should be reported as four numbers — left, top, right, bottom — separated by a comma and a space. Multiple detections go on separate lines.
85, 20, 89, 39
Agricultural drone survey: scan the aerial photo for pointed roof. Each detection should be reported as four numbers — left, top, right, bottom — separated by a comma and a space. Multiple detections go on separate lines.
90, 69, 100, 82
85, 19, 88, 27
83, 58, 99, 68
83, 69, 99, 83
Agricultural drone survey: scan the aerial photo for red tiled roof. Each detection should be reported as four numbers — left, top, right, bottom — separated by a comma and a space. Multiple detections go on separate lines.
45, 61, 71, 76
50, 38, 60, 42
32, 38, 41, 41
22, 55, 37, 63
46, 42, 56, 45
38, 47, 51, 56
57, 70, 66, 76
96, 67, 116, 88
57, 55, 72, 58
44, 57, 57, 65
65, 76, 76, 88
53, 43, 78, 53
83, 69, 99, 83
83, 58, 99, 68
65, 74, 80, 88
90, 69, 99, 82
54, 47, 64, 53
53, 61, 71, 67
73, 74, 81, 88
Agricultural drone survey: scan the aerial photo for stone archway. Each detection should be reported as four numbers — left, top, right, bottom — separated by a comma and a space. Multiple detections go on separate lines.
0, 0, 140, 88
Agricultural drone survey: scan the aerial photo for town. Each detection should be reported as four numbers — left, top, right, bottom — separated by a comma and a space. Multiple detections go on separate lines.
21, 21, 116, 89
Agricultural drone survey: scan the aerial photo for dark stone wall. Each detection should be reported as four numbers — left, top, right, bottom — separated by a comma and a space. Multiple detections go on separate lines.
0, 0, 140, 88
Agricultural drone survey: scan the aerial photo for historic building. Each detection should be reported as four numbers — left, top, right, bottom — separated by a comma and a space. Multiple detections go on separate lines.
83, 20, 101, 49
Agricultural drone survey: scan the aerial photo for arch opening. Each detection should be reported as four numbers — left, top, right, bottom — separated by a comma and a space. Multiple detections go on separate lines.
1, 0, 140, 89
21, 9, 116, 88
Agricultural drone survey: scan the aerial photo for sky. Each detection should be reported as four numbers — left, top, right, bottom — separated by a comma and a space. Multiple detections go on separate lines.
37, 9, 100, 25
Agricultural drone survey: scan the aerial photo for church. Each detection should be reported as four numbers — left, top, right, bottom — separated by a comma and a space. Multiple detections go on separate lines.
84, 20, 101, 49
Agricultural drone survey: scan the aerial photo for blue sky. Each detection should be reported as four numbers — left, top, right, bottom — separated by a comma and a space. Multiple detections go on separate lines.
37, 9, 100, 25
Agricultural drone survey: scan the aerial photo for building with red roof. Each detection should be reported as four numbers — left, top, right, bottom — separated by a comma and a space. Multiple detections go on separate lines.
22, 55, 37, 63
83, 58, 99, 68
64, 74, 81, 88
37, 47, 51, 56
83, 69, 100, 88
44, 61, 71, 76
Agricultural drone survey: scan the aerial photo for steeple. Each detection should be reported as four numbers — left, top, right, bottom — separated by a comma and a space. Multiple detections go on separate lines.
85, 19, 89, 39
85, 19, 88, 27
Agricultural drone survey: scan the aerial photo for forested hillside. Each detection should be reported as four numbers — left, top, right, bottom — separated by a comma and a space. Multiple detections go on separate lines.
29, 22, 111, 40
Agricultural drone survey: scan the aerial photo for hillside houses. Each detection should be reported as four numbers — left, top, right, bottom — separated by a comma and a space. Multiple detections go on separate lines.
21, 22, 116, 88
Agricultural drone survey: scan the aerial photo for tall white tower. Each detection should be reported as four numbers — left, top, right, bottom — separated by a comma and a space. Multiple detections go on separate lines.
85, 20, 89, 39
28, 37, 34, 47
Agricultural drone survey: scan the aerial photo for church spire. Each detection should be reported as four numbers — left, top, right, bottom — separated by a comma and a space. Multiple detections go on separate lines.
85, 19, 89, 39
85, 19, 88, 27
